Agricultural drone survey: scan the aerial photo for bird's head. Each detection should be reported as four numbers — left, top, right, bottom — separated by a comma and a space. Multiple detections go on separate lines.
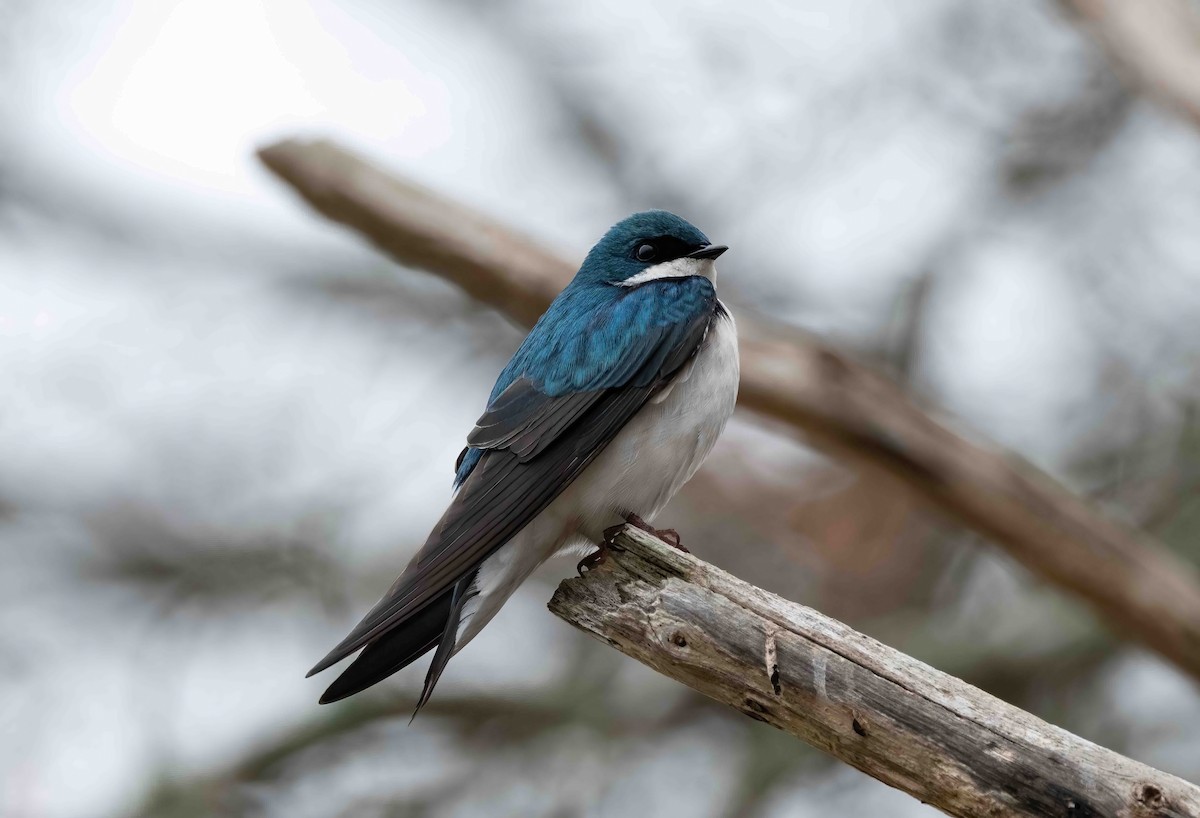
575, 210, 727, 289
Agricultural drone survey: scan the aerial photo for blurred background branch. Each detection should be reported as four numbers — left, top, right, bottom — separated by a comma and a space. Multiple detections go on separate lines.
260, 137, 1200, 684
1058, 0, 1200, 130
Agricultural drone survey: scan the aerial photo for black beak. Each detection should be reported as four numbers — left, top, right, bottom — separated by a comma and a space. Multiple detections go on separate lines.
687, 244, 728, 260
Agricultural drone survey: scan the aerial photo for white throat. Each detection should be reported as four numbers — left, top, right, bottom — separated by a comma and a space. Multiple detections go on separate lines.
618, 257, 717, 288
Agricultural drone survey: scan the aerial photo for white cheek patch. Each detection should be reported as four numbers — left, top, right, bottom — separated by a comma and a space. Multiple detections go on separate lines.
618, 256, 716, 287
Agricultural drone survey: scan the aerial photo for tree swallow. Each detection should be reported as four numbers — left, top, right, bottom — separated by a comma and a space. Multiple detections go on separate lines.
308, 210, 739, 708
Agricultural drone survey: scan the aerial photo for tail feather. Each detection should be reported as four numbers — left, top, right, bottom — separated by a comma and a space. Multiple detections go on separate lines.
414, 573, 478, 715
318, 589, 452, 704
318, 570, 480, 708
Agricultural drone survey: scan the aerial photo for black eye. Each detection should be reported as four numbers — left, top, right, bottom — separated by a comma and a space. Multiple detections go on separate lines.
635, 243, 657, 262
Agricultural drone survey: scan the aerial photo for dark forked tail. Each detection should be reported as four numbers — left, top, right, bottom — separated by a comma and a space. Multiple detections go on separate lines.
318, 571, 477, 709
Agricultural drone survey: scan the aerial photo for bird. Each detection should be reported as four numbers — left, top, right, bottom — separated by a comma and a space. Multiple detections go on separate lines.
307, 210, 739, 709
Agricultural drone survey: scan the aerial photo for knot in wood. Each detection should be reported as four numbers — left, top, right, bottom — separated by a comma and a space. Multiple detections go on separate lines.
1137, 783, 1164, 808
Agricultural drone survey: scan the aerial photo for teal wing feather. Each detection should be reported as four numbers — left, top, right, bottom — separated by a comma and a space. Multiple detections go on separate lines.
309, 277, 717, 679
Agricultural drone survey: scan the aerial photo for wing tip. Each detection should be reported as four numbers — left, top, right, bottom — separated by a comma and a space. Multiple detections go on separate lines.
307, 636, 363, 678
317, 686, 348, 705
315, 662, 375, 705
307, 647, 340, 676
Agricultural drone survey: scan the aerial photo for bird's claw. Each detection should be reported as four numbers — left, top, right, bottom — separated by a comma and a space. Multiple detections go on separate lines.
601, 523, 628, 545
581, 515, 691, 575
579, 523, 631, 575
623, 513, 689, 553
577, 548, 608, 576
654, 528, 686, 551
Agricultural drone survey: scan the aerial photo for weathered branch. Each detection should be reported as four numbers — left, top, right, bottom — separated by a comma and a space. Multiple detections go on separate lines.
257, 138, 1200, 683
1059, 0, 1200, 130
550, 527, 1200, 818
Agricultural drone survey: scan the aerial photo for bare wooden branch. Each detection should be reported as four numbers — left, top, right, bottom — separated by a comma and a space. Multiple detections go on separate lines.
257, 138, 1200, 683
258, 140, 564, 328
1059, 0, 1200, 130
550, 526, 1200, 818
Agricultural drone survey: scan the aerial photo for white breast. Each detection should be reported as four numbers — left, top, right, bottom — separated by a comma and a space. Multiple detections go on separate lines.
455, 305, 739, 648
570, 304, 740, 540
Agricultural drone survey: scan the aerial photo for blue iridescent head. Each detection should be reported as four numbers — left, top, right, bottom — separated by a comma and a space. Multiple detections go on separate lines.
575, 210, 728, 287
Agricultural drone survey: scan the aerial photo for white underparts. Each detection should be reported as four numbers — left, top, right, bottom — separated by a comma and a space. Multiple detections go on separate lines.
618, 256, 717, 287
452, 308, 739, 653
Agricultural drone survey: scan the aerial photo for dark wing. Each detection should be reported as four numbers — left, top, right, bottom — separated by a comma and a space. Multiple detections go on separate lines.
308, 278, 717, 685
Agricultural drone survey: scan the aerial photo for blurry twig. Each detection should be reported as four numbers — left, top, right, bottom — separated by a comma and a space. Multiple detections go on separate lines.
879, 267, 938, 382
1058, 0, 1200, 130
552, 527, 1200, 818
257, 138, 1200, 684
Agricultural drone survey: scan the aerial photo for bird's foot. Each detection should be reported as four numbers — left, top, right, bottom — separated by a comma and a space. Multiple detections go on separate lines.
578, 515, 690, 574
576, 548, 608, 575
577, 523, 633, 575
624, 513, 689, 553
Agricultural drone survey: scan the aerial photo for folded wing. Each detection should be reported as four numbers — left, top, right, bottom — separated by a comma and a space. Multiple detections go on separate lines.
309, 278, 718, 700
